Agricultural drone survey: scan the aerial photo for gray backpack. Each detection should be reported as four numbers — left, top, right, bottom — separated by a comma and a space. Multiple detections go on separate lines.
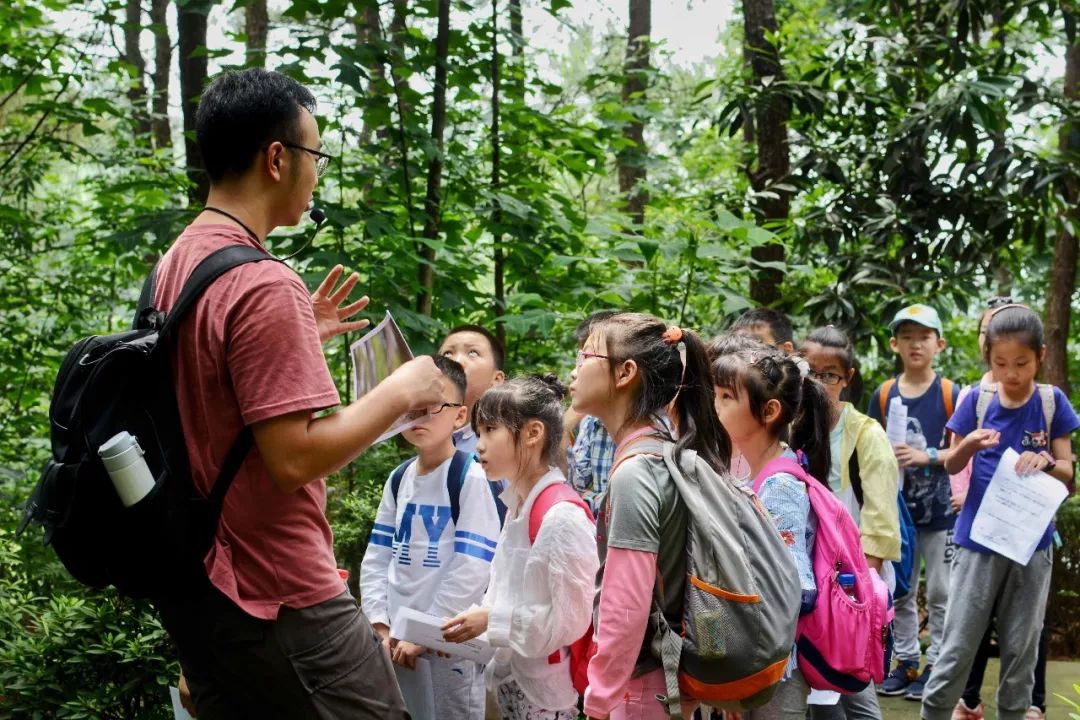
621, 440, 801, 717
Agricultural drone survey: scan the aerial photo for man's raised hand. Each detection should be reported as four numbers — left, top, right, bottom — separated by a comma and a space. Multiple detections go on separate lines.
312, 265, 370, 344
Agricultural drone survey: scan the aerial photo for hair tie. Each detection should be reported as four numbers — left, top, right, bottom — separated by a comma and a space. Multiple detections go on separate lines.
661, 326, 684, 345
794, 356, 811, 379
988, 302, 1031, 319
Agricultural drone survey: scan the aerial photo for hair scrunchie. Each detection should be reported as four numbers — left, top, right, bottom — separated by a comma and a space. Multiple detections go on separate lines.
794, 356, 811, 379
661, 326, 684, 345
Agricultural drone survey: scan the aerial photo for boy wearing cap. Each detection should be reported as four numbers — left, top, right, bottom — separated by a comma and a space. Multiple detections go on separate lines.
869, 304, 962, 701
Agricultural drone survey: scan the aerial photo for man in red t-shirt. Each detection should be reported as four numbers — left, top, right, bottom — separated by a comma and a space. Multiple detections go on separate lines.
156, 68, 443, 719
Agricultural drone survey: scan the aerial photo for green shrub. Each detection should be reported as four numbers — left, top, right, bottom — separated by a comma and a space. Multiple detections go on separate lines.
0, 528, 177, 719
1050, 496, 1080, 658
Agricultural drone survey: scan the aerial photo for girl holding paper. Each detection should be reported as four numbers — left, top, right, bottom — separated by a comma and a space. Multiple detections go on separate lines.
920, 305, 1079, 720
442, 375, 598, 720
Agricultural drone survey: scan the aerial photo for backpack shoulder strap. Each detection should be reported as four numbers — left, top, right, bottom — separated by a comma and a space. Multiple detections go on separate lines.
133, 263, 159, 329
159, 245, 276, 341
975, 382, 998, 430
609, 437, 665, 479
1038, 384, 1056, 437
848, 447, 864, 507
878, 378, 897, 424
942, 378, 955, 418
171, 247, 277, 510
446, 450, 473, 525
389, 458, 417, 505
753, 456, 808, 493
528, 482, 594, 545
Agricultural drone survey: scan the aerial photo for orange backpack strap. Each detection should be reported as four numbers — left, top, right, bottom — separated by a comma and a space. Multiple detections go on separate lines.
878, 378, 897, 424
942, 378, 955, 418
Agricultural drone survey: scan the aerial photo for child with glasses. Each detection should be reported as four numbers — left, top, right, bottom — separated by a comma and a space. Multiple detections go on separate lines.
801, 326, 900, 720
360, 355, 503, 720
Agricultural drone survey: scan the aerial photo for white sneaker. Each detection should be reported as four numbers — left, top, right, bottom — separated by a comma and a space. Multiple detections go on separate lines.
1024, 706, 1046, 720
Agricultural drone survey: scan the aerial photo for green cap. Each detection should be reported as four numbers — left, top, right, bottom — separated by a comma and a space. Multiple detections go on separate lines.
889, 304, 943, 336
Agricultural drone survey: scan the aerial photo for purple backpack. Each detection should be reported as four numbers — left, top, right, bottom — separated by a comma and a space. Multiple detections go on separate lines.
754, 456, 894, 694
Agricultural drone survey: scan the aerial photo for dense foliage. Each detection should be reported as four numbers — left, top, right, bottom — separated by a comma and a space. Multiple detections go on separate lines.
2, 0, 1079, 715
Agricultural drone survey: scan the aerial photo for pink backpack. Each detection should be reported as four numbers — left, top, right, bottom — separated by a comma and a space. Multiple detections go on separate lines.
528, 482, 596, 696
754, 456, 894, 694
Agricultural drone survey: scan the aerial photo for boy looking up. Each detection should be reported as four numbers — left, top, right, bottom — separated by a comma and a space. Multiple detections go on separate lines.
360, 355, 500, 720
438, 325, 506, 455
732, 307, 796, 354
869, 304, 961, 702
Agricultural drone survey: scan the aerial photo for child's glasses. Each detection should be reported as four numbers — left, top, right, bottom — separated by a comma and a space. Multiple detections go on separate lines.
809, 371, 844, 386
576, 350, 613, 368
430, 402, 465, 415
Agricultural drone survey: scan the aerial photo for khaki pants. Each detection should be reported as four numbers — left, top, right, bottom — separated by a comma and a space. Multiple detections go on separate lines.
157, 583, 408, 720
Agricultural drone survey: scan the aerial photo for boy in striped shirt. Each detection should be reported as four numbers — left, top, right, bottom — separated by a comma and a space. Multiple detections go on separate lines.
360, 356, 502, 719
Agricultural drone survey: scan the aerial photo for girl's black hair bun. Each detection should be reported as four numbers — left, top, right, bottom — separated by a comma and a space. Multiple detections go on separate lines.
536, 373, 568, 402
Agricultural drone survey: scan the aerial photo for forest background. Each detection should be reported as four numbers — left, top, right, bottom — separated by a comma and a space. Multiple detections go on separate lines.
2, 0, 1080, 716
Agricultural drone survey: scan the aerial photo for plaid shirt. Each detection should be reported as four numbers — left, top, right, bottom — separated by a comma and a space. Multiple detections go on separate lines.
568, 415, 615, 513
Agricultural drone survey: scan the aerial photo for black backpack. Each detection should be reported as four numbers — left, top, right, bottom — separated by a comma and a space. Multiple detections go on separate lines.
18, 245, 275, 599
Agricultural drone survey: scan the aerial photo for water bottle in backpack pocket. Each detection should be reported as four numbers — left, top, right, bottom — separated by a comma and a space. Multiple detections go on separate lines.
754, 456, 894, 695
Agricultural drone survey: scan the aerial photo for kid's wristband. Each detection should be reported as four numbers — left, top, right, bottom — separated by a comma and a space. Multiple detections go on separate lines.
1039, 450, 1057, 473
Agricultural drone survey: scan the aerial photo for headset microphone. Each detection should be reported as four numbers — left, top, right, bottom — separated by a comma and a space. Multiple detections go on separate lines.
280, 207, 327, 261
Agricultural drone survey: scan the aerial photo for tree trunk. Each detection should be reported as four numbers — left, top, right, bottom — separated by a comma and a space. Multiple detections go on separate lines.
618, 0, 650, 229
355, 0, 386, 146
245, 0, 268, 68
417, 0, 450, 316
491, 0, 506, 348
1045, 6, 1080, 394
125, 0, 152, 139
150, 0, 172, 150
743, 0, 790, 306
178, 0, 213, 203
385, 0, 418, 237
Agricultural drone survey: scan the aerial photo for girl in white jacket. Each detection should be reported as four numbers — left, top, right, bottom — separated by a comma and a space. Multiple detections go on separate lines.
442, 374, 599, 720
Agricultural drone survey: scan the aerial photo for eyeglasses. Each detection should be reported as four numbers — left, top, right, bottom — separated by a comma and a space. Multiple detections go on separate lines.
281, 142, 334, 178
809, 370, 845, 386
430, 402, 465, 415
576, 350, 613, 368
986, 296, 1015, 308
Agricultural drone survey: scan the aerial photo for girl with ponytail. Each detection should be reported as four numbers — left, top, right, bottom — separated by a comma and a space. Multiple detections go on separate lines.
569, 312, 729, 720
709, 333, 833, 719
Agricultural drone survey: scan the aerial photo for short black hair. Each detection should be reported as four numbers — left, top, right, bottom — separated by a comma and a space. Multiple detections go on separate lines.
444, 324, 505, 371
732, 308, 794, 346
196, 68, 317, 183
891, 319, 940, 339
574, 310, 619, 347
433, 355, 467, 403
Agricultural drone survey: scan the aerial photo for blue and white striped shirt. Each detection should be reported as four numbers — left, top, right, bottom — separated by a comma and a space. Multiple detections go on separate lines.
359, 453, 501, 627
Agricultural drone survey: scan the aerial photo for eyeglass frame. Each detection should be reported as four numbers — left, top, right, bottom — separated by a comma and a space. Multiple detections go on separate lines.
274, 141, 335, 178
576, 350, 614, 368
809, 370, 845, 386
429, 402, 465, 415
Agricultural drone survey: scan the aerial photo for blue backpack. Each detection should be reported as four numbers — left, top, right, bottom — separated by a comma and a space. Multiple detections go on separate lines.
389, 450, 507, 526
847, 450, 917, 599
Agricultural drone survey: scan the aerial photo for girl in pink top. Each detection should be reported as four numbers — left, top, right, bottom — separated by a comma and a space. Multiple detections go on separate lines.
569, 313, 731, 720
949, 301, 999, 507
